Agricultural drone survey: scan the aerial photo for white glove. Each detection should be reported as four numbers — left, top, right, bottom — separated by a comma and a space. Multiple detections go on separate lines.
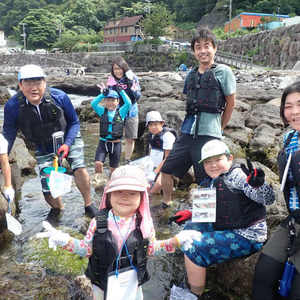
125, 70, 134, 80
36, 221, 71, 251
175, 230, 202, 251
3, 186, 15, 213
3, 186, 15, 202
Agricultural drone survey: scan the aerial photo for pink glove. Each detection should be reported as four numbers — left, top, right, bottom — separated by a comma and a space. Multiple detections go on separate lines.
57, 144, 69, 158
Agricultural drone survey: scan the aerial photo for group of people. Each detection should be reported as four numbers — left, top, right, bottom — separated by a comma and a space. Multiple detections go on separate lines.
2, 26, 300, 300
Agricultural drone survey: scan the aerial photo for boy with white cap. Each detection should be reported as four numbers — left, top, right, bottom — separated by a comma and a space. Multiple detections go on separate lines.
91, 87, 131, 175
169, 139, 275, 297
145, 111, 176, 197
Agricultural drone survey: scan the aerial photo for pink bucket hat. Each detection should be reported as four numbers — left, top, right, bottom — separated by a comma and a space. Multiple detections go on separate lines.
100, 165, 153, 239
105, 165, 149, 193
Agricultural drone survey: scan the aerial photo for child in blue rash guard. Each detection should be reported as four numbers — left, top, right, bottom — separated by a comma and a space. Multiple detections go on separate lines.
91, 88, 131, 176
106, 56, 141, 163
169, 139, 275, 297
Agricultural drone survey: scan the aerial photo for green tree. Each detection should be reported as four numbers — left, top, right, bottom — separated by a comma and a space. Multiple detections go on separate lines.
64, 0, 102, 32
19, 8, 59, 49
142, 3, 174, 38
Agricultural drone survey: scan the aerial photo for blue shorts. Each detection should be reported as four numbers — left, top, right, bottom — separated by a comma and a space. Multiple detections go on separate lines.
183, 222, 263, 267
36, 135, 86, 194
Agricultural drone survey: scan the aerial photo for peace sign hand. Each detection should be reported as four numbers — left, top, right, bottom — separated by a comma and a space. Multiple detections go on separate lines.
241, 159, 265, 188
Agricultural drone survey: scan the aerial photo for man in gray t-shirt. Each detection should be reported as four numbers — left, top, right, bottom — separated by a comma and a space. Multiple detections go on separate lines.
160, 27, 236, 208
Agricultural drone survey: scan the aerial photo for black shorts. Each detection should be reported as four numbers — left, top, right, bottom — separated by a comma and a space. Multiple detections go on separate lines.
95, 140, 121, 168
161, 134, 217, 183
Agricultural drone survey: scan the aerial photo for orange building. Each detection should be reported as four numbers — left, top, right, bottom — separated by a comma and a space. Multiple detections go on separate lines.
103, 15, 144, 43
224, 12, 290, 33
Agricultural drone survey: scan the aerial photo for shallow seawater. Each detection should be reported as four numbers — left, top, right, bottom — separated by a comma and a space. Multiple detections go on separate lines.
0, 122, 193, 300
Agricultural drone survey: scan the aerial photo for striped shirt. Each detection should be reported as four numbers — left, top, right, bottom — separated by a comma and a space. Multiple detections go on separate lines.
284, 130, 300, 210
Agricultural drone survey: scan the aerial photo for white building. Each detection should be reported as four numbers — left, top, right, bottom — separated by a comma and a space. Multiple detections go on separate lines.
0, 30, 7, 47
282, 16, 300, 27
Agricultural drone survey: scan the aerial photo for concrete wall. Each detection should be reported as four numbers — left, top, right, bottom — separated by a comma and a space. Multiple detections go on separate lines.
219, 22, 300, 69
0, 49, 195, 73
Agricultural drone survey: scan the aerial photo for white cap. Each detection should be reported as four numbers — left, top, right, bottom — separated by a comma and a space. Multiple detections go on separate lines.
200, 139, 230, 163
146, 111, 164, 125
106, 165, 149, 193
18, 64, 46, 82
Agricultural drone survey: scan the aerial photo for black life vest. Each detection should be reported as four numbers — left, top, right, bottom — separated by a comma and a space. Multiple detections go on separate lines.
99, 108, 124, 140
16, 89, 67, 149
277, 130, 300, 213
186, 65, 226, 115
85, 209, 150, 291
147, 127, 177, 152
201, 165, 266, 230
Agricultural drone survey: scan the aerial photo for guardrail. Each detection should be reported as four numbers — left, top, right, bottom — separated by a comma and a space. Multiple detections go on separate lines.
215, 51, 253, 69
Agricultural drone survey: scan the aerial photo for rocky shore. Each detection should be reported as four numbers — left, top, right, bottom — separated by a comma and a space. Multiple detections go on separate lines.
1, 68, 300, 298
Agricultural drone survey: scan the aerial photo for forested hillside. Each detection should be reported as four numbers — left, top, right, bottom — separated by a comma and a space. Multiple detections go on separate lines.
1, 0, 300, 49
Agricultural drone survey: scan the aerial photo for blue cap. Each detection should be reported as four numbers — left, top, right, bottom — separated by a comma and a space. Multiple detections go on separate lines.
105, 90, 119, 99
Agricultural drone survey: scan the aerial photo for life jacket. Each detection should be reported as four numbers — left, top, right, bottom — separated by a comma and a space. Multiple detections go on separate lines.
112, 76, 136, 105
99, 108, 124, 140
16, 89, 67, 150
277, 130, 300, 213
85, 209, 150, 291
147, 127, 177, 152
201, 165, 266, 230
185, 65, 226, 115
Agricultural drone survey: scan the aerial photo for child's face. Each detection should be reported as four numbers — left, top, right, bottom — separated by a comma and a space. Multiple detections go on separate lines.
203, 154, 233, 179
193, 39, 216, 66
110, 190, 141, 217
284, 92, 300, 131
148, 121, 164, 135
112, 64, 124, 79
104, 97, 119, 111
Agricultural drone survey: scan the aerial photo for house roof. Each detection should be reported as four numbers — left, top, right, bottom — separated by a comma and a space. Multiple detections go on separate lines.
104, 15, 143, 29
225, 12, 290, 25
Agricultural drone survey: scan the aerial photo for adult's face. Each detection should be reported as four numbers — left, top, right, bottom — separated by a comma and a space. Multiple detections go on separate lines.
193, 39, 216, 67
284, 92, 300, 131
18, 78, 46, 105
112, 64, 124, 80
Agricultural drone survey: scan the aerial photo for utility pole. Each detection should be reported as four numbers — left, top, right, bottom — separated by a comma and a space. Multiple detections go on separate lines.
21, 23, 27, 50
229, 0, 232, 33
58, 23, 62, 41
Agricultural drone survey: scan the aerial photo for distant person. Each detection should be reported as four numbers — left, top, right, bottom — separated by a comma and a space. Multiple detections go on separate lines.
3, 64, 97, 218
106, 56, 141, 163
145, 111, 176, 196
91, 87, 131, 176
160, 27, 236, 208
178, 63, 188, 72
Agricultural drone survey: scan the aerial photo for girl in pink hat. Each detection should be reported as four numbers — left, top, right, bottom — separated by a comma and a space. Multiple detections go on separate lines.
37, 165, 201, 300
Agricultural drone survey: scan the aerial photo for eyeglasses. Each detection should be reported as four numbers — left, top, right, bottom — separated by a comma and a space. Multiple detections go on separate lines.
21, 79, 45, 87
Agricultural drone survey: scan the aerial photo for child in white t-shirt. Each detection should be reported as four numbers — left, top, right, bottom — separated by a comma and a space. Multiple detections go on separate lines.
145, 111, 176, 196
